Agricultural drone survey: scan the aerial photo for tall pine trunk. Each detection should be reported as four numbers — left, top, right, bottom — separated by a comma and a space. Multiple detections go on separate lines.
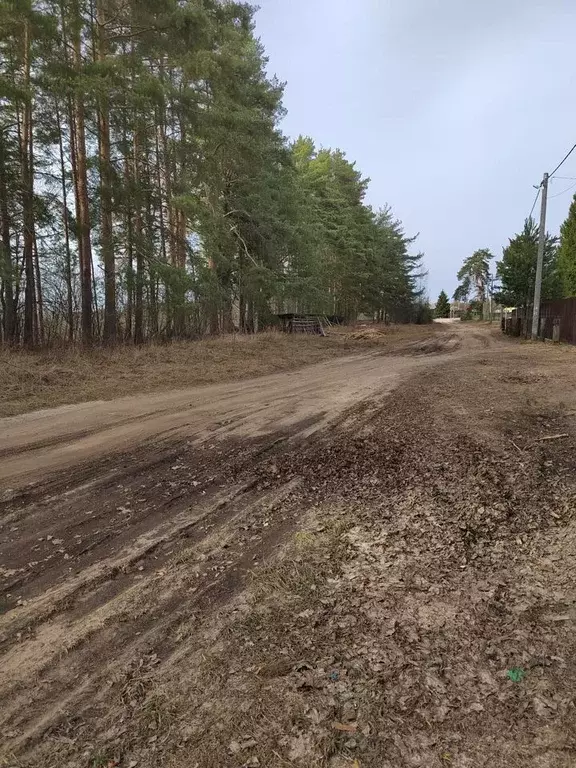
145, 136, 158, 337
158, 92, 175, 337
0, 136, 15, 343
21, 18, 36, 348
238, 247, 246, 332
56, 102, 75, 342
97, 0, 116, 343
71, 0, 93, 345
154, 116, 167, 264
133, 127, 144, 344
123, 132, 133, 341
172, 103, 188, 336
33, 231, 44, 344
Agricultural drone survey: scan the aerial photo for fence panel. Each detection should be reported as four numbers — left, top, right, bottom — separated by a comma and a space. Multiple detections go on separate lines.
503, 298, 576, 345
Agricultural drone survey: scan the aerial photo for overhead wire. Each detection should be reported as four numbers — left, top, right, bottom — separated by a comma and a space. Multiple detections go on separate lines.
519, 140, 576, 336
549, 142, 576, 178
526, 142, 576, 213
528, 186, 541, 219
549, 180, 576, 199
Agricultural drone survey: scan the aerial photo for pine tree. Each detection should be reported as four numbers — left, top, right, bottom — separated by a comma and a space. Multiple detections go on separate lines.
0, 125, 17, 344
0, 0, 429, 346
496, 218, 561, 308
434, 290, 451, 318
95, 0, 116, 343
454, 249, 493, 305
558, 195, 576, 298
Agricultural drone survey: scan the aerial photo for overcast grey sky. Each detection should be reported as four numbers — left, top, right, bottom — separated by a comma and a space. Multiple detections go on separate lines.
254, 0, 576, 299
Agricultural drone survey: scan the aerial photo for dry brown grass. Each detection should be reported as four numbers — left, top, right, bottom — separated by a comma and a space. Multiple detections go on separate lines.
0, 325, 437, 418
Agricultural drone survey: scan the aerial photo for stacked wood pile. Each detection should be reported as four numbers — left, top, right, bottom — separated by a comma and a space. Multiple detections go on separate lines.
277, 315, 325, 336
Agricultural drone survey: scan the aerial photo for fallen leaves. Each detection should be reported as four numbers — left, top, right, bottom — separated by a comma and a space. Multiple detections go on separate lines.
228, 737, 258, 755
12, 335, 576, 768
285, 733, 314, 762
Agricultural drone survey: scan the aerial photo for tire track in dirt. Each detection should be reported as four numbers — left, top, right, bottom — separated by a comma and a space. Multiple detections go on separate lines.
0, 334, 480, 490
2, 400, 380, 756
0, 327, 487, 760
1, 477, 306, 753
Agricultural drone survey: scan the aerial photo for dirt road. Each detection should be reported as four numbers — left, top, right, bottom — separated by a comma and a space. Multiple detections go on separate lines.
0, 332, 460, 488
2, 324, 576, 768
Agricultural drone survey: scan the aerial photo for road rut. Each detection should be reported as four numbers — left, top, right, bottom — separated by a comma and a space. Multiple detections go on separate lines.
0, 326, 476, 762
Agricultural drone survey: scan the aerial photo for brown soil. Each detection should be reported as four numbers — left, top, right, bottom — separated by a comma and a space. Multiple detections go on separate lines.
0, 329, 445, 490
2, 325, 576, 768
0, 325, 437, 418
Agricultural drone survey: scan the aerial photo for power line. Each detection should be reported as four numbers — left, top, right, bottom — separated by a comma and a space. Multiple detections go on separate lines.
526, 140, 575, 340
550, 142, 576, 178
529, 186, 541, 219
549, 180, 576, 199
551, 176, 576, 181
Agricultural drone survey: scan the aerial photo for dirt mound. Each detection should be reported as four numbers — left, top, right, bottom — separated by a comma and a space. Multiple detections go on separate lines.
347, 326, 393, 340
335, 324, 440, 344
395, 333, 462, 355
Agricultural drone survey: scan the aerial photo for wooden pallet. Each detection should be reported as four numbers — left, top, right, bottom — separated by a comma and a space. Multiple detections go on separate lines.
289, 318, 325, 335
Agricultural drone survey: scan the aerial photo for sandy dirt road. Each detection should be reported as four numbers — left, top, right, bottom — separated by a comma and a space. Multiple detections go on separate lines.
3, 324, 576, 768
0, 332, 462, 489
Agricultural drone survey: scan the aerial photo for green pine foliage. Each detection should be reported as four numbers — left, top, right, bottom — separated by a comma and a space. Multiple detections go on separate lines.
453, 249, 493, 303
0, 0, 427, 345
558, 195, 576, 298
434, 290, 450, 318
496, 218, 561, 308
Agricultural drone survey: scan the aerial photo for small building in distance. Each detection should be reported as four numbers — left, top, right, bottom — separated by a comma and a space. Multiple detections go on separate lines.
450, 300, 504, 322
450, 301, 468, 319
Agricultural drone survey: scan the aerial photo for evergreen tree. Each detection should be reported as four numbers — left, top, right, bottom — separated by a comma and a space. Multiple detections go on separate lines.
452, 279, 470, 302
0, 0, 428, 345
434, 290, 451, 318
454, 249, 493, 305
558, 194, 576, 297
496, 218, 561, 308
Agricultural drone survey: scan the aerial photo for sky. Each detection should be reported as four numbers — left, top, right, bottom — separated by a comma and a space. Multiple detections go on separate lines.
254, 0, 576, 300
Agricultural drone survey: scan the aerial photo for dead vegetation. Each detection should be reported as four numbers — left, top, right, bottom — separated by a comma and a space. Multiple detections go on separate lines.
0, 325, 436, 417
339, 323, 439, 343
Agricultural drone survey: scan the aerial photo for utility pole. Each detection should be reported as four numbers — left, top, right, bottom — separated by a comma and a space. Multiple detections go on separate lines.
531, 172, 549, 339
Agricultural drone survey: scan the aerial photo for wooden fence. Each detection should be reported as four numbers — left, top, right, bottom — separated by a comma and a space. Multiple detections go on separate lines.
503, 298, 576, 344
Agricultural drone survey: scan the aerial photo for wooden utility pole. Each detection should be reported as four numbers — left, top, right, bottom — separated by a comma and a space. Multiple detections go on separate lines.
531, 172, 549, 339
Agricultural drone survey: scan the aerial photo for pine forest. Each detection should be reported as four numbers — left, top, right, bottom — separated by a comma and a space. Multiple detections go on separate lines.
0, 0, 428, 347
